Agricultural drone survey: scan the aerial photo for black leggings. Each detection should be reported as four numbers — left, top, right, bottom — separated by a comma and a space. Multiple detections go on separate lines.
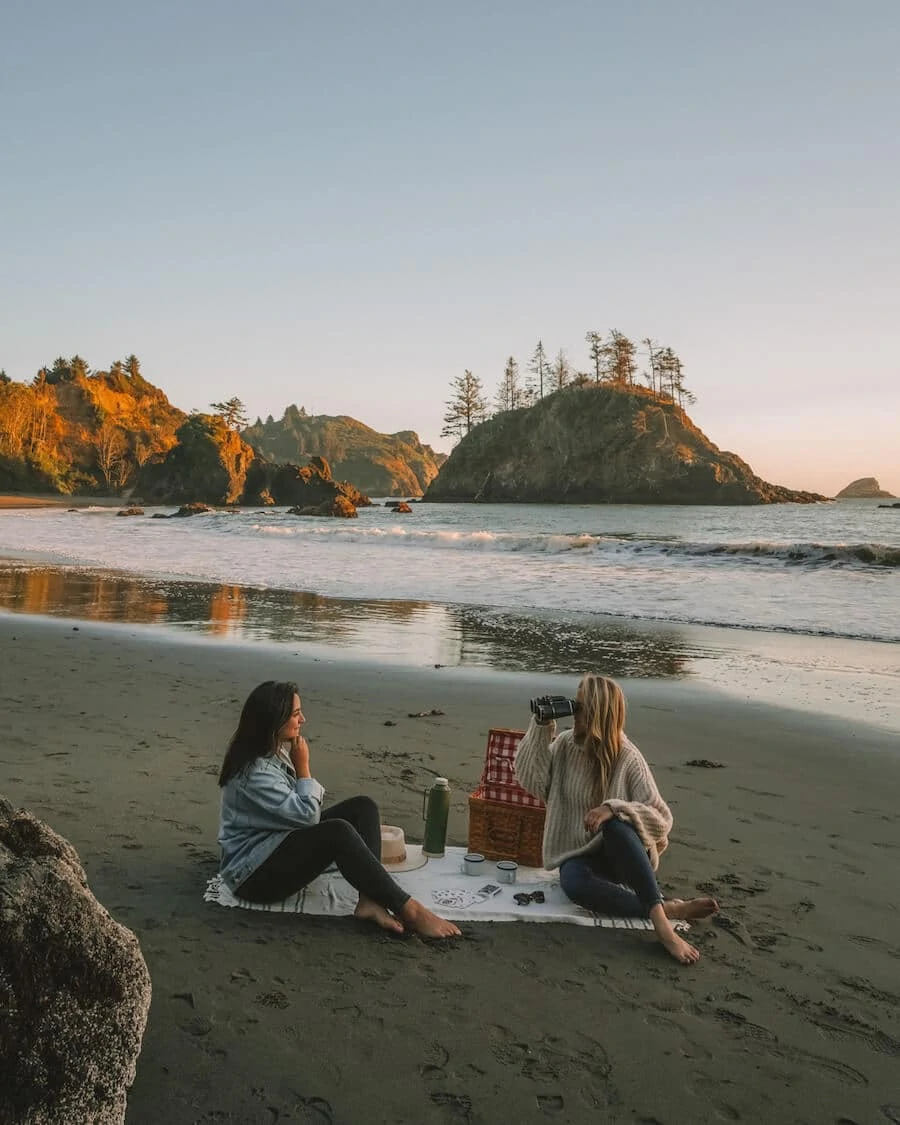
236, 795, 411, 916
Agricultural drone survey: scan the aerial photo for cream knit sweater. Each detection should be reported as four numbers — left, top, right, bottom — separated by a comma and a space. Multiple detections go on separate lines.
514, 716, 673, 871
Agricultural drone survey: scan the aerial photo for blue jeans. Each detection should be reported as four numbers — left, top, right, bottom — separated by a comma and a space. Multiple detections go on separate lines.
559, 817, 664, 917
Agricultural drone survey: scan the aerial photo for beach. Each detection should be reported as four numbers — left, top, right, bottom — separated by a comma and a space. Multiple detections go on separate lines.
2, 611, 898, 1124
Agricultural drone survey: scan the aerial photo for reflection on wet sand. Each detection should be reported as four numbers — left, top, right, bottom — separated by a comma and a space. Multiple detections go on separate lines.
0, 561, 694, 678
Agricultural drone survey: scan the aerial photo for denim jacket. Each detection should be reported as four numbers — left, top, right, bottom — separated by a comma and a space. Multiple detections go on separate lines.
218, 749, 325, 891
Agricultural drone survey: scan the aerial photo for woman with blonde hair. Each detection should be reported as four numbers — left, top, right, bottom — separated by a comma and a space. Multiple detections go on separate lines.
515, 673, 717, 964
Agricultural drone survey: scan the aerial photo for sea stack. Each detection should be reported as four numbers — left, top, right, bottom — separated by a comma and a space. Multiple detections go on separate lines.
835, 477, 895, 499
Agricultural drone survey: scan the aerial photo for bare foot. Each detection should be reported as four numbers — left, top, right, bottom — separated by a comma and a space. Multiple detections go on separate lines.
400, 898, 461, 939
659, 930, 701, 965
664, 896, 719, 921
354, 897, 404, 935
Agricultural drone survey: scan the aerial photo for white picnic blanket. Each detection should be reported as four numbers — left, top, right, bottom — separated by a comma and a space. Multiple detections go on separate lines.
204, 845, 687, 931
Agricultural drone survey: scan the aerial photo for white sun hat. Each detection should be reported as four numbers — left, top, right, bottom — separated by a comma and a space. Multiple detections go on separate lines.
380, 825, 428, 872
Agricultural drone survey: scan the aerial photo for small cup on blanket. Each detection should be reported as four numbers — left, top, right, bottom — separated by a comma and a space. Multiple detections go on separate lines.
462, 853, 485, 875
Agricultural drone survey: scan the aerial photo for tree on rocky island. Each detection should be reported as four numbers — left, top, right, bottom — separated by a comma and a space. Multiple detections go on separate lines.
550, 349, 570, 391
606, 330, 637, 386
585, 330, 605, 383
494, 356, 524, 413
442, 370, 488, 440
210, 396, 249, 431
527, 340, 550, 401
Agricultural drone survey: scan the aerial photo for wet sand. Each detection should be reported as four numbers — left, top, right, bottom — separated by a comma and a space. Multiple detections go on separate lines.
1, 612, 898, 1124
1, 557, 897, 732
0, 494, 125, 509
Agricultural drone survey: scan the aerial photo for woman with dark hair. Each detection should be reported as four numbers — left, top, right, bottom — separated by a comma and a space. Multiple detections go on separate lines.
515, 673, 718, 964
218, 681, 460, 939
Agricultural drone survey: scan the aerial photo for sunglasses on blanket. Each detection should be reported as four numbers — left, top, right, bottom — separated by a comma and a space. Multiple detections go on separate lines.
513, 891, 545, 906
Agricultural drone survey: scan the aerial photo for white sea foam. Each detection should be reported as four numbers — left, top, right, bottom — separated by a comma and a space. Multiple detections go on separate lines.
0, 501, 897, 642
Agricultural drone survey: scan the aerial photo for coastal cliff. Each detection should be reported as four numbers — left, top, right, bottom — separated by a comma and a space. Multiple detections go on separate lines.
135, 419, 370, 512
0, 361, 443, 498
424, 384, 826, 505
242, 407, 445, 496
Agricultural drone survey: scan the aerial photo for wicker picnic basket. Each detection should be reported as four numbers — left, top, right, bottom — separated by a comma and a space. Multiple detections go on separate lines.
468, 727, 546, 868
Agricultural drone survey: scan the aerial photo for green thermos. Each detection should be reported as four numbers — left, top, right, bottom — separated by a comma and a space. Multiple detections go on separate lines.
422, 777, 451, 857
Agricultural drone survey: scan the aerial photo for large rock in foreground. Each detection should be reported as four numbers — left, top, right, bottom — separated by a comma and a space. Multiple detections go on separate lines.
0, 797, 151, 1125
424, 385, 827, 505
836, 477, 895, 499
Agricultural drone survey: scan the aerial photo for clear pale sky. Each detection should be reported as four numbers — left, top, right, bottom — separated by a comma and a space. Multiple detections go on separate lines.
2, 1, 898, 496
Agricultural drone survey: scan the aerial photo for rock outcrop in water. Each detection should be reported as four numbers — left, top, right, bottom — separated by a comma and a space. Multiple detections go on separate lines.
835, 477, 895, 499
0, 796, 151, 1125
424, 385, 827, 505
136, 423, 372, 514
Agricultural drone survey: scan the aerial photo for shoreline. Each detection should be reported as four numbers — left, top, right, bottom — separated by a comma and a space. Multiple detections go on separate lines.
1, 554, 898, 732
0, 493, 126, 509
1, 612, 898, 1123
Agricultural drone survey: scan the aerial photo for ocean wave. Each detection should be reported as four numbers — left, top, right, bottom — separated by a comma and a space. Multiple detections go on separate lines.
655, 540, 900, 568
247, 523, 900, 569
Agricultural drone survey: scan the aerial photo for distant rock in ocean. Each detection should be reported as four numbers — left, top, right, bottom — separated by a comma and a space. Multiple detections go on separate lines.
424, 384, 826, 506
835, 477, 895, 499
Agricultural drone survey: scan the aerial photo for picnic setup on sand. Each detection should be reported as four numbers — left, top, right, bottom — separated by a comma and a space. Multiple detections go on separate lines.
205, 725, 688, 934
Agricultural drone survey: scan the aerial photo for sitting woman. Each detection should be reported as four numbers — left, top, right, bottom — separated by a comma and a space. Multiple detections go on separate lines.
218, 680, 459, 939
515, 673, 717, 964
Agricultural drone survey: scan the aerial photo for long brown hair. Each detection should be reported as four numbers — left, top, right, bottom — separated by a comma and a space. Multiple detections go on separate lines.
219, 680, 298, 786
574, 673, 626, 795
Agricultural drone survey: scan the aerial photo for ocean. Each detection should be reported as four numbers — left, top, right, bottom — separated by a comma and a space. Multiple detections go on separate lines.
0, 499, 898, 729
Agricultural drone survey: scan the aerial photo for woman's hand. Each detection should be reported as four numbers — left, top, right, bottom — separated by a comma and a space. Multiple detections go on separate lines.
290, 734, 311, 779
584, 804, 614, 834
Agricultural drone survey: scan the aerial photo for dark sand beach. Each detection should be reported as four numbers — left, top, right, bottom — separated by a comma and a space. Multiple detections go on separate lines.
1, 612, 899, 1124
0, 494, 126, 509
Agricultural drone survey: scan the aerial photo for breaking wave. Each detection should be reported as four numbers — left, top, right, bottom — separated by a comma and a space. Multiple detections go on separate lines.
249, 523, 900, 569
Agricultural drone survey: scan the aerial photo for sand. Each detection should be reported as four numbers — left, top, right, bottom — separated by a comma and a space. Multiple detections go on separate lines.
1, 612, 898, 1124
0, 494, 126, 509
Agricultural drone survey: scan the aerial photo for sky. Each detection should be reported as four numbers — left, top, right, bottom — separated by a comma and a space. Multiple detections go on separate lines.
1, 1, 898, 496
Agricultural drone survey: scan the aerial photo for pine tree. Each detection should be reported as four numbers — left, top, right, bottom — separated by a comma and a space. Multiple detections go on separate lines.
641, 338, 659, 394
606, 330, 636, 387
550, 349, 570, 391
494, 356, 524, 413
210, 397, 250, 431
527, 340, 550, 401
585, 331, 605, 383
441, 370, 488, 440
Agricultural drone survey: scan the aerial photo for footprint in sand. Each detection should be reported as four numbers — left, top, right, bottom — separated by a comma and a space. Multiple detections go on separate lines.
429, 1092, 474, 1124
536, 1094, 565, 1116
293, 1097, 333, 1123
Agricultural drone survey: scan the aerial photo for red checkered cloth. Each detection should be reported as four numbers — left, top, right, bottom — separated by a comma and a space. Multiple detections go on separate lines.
472, 728, 546, 810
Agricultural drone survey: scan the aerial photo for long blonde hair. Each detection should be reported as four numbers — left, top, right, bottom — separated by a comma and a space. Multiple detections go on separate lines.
575, 673, 626, 795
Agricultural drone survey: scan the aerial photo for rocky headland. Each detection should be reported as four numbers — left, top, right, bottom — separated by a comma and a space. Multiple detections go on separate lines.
0, 360, 439, 501
835, 477, 895, 499
135, 416, 370, 514
243, 406, 445, 497
424, 384, 826, 505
